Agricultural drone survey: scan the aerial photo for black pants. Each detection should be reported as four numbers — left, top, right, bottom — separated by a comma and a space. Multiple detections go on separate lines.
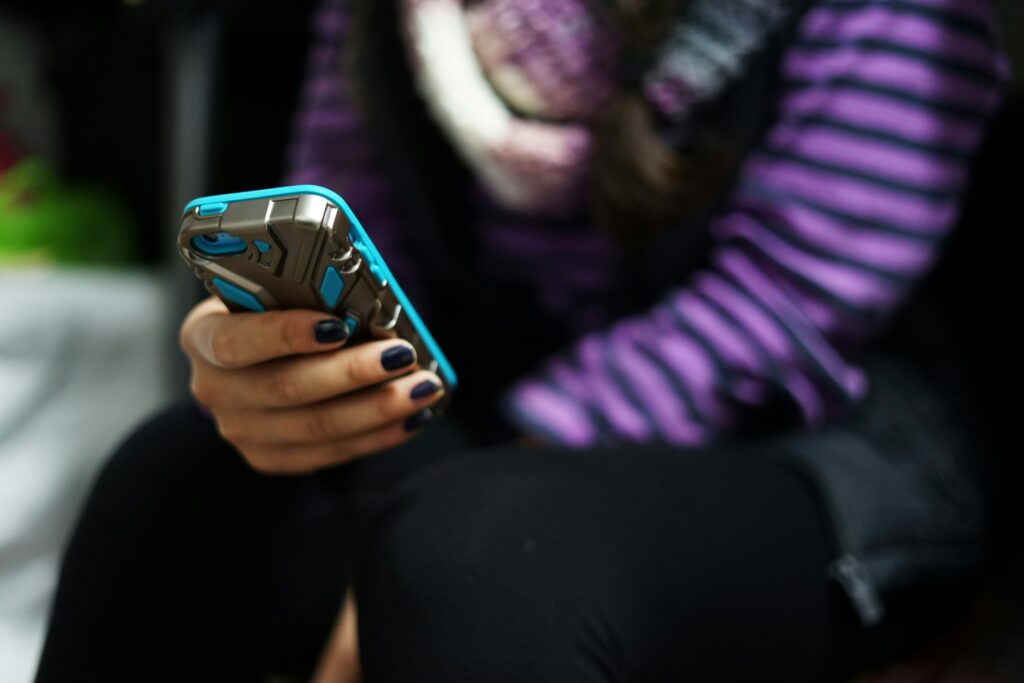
36, 403, 955, 682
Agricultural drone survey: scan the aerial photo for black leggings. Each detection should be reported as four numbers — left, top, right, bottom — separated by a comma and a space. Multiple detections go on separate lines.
36, 403, 952, 682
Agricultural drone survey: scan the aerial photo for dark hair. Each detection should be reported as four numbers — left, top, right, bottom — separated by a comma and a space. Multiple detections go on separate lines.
591, 0, 731, 242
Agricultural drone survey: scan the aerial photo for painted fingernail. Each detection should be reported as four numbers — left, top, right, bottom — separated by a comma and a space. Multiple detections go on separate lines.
404, 409, 434, 431
314, 319, 349, 344
381, 345, 415, 371
410, 380, 440, 400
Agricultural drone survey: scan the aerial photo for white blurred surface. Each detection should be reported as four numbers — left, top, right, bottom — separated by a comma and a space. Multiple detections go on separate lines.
0, 268, 173, 682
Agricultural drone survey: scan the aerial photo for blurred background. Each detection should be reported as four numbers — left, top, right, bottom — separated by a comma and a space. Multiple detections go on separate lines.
0, 1, 1021, 680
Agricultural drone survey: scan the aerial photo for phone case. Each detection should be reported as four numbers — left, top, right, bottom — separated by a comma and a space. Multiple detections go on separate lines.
178, 185, 457, 402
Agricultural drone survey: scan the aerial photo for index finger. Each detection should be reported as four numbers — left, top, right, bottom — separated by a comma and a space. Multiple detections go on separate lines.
180, 297, 350, 369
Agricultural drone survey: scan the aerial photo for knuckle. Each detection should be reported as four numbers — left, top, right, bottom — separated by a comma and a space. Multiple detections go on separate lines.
344, 353, 378, 387
209, 328, 240, 368
303, 410, 334, 442
266, 371, 304, 406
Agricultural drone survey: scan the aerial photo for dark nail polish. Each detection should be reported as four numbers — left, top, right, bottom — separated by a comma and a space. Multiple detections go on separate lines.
314, 319, 350, 343
381, 345, 415, 371
410, 380, 440, 400
404, 409, 433, 432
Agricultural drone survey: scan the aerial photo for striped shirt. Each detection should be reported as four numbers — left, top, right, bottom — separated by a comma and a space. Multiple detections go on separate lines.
287, 0, 1008, 446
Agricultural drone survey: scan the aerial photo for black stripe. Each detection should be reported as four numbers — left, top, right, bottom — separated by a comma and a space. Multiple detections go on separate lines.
785, 114, 971, 159
757, 146, 957, 200
793, 36, 998, 84
817, 1, 992, 40
739, 181, 946, 242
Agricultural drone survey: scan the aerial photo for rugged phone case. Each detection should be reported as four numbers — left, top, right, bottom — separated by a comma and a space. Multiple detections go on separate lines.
178, 185, 457, 402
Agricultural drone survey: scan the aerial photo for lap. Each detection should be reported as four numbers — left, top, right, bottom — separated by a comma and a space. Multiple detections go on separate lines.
356, 442, 841, 682
39, 402, 961, 682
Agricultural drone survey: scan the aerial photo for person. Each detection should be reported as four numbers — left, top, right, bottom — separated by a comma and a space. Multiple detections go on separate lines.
36, 0, 1008, 680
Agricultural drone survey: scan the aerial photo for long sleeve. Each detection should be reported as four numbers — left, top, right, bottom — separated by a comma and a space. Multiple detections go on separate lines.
284, 0, 425, 300
505, 0, 1009, 446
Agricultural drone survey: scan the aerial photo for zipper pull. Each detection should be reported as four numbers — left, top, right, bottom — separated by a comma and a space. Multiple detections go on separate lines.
829, 554, 886, 627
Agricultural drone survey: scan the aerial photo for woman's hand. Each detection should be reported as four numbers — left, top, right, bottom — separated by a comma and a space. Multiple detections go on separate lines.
179, 297, 445, 474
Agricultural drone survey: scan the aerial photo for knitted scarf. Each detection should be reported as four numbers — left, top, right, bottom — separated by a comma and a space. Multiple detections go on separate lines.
399, 0, 795, 215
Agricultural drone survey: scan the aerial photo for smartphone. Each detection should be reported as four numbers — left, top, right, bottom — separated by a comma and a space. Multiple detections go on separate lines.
178, 184, 457, 403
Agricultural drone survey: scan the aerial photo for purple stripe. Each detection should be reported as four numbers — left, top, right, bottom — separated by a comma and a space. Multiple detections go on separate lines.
779, 87, 983, 150
732, 188, 936, 272
301, 76, 348, 102
715, 249, 867, 398
732, 376, 768, 406
509, 382, 597, 446
773, 274, 879, 339
745, 156, 957, 232
693, 273, 794, 363
298, 109, 363, 130
334, 176, 398, 201
665, 293, 763, 375
800, 5, 997, 69
308, 44, 343, 72
547, 358, 597, 404
640, 323, 728, 426
560, 337, 652, 441
784, 46, 999, 109
765, 122, 966, 191
783, 367, 827, 423
314, 1, 351, 36
689, 274, 830, 421
612, 324, 707, 443
715, 213, 901, 308
285, 164, 334, 186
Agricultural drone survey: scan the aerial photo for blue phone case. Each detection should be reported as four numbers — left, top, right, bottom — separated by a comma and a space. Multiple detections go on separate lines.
178, 185, 457, 398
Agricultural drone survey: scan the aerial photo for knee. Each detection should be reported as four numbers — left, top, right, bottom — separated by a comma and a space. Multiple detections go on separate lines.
82, 401, 241, 527
353, 449, 624, 681
355, 448, 609, 609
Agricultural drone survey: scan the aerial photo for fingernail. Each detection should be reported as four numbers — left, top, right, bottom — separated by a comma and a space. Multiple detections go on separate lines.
404, 409, 433, 431
410, 380, 440, 400
314, 319, 350, 344
381, 345, 415, 371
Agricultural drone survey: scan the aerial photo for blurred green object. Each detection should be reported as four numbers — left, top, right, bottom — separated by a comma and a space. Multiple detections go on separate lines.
0, 158, 137, 266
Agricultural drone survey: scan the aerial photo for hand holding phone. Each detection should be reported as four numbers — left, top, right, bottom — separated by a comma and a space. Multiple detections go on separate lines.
178, 185, 456, 398
179, 297, 444, 473
176, 185, 455, 473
